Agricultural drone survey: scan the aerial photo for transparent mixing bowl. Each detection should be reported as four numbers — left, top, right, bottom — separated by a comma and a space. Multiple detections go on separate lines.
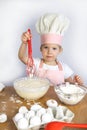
13, 77, 50, 100
54, 83, 87, 105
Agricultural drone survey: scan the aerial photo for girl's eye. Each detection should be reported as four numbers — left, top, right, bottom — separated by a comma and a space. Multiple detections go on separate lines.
53, 48, 57, 50
44, 46, 48, 49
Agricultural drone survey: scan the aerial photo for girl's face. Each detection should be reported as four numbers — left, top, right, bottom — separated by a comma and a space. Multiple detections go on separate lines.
40, 44, 62, 64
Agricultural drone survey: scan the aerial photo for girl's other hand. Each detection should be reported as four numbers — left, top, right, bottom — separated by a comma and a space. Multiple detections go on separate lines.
73, 75, 83, 85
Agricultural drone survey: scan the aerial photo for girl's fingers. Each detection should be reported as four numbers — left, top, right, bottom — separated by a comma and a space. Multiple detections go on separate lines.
74, 75, 83, 85
21, 35, 28, 43
24, 32, 32, 40
21, 31, 32, 43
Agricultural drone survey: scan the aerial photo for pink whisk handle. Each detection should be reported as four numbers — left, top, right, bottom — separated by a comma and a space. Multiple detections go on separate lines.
27, 29, 32, 56
26, 29, 35, 77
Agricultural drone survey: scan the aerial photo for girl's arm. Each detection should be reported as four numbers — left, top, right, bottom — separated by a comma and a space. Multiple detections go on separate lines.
18, 31, 31, 64
65, 76, 74, 84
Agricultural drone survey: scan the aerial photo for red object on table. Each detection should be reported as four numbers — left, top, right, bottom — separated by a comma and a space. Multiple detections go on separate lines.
26, 29, 35, 76
44, 121, 87, 130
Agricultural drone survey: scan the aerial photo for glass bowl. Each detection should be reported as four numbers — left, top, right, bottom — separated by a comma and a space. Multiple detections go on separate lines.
54, 82, 87, 105
13, 77, 50, 100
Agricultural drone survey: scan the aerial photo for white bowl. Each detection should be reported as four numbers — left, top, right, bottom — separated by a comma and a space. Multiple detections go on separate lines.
13, 77, 50, 100
54, 83, 86, 105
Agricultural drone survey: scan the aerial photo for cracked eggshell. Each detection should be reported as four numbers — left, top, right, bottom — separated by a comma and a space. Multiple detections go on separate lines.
46, 99, 58, 108
0, 83, 5, 92
0, 113, 7, 123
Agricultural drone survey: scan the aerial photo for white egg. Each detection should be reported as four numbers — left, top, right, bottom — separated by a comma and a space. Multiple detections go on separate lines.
46, 99, 58, 108
17, 117, 29, 129
19, 106, 28, 114
30, 116, 41, 125
30, 104, 42, 112
0, 113, 7, 123
42, 113, 52, 123
14, 113, 24, 122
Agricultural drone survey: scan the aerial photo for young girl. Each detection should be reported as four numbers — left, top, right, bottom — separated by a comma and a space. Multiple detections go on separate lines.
18, 13, 83, 85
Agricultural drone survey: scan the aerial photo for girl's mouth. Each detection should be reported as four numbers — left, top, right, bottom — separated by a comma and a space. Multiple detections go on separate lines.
46, 55, 53, 58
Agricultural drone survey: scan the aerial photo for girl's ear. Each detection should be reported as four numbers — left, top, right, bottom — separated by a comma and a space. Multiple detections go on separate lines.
40, 45, 43, 52
59, 46, 63, 54
40, 46, 42, 52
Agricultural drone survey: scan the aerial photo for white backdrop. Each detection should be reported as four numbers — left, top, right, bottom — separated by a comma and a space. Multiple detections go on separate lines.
0, 0, 87, 86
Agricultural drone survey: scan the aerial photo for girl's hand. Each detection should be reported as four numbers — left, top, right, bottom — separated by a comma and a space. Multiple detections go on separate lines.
73, 75, 83, 85
21, 31, 32, 44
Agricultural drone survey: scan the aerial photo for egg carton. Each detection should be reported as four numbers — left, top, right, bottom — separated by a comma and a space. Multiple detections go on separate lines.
13, 105, 74, 130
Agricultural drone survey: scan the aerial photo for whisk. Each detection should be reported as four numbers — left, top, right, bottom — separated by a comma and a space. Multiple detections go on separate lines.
26, 29, 35, 77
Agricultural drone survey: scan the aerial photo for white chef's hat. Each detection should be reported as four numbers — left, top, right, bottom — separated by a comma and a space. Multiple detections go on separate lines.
36, 13, 70, 46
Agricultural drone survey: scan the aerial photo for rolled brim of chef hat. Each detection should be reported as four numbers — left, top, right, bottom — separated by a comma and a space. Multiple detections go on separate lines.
41, 33, 62, 46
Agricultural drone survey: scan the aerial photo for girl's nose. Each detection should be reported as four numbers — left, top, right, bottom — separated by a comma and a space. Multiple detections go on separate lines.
48, 48, 52, 53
